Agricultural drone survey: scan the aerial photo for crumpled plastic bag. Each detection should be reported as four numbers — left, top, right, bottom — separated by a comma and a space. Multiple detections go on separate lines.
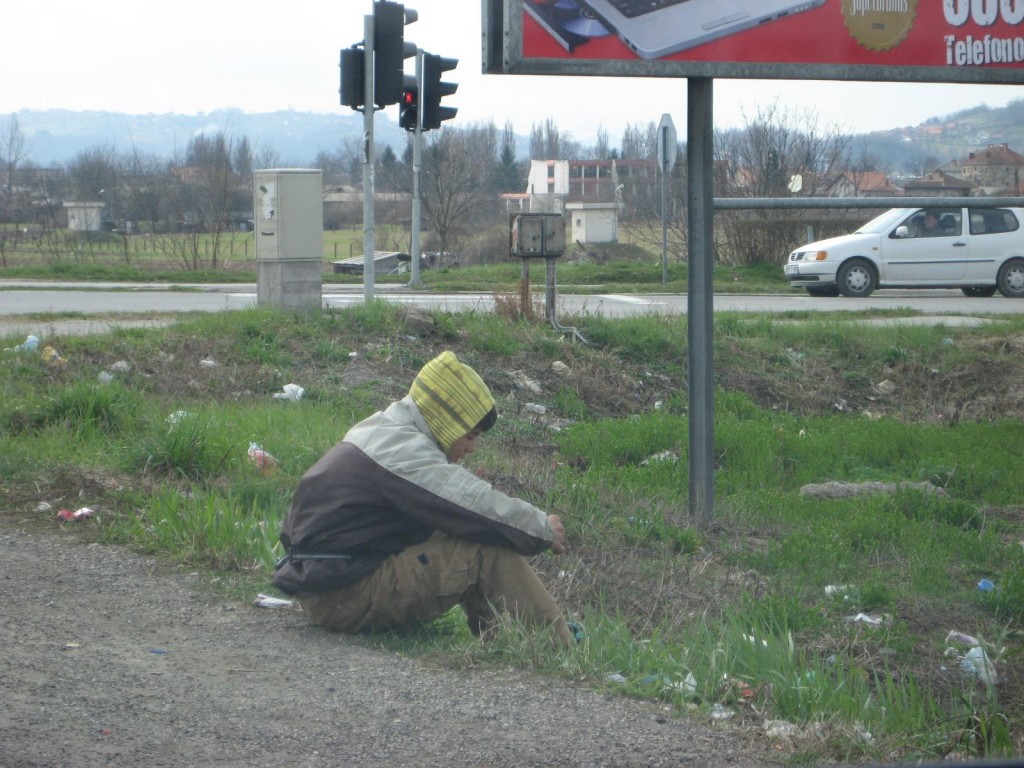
272, 383, 304, 402
248, 442, 278, 474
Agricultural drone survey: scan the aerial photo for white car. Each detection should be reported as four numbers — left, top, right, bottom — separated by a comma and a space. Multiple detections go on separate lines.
784, 206, 1024, 298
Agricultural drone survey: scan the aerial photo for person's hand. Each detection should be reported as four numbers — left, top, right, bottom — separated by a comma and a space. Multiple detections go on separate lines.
548, 514, 567, 555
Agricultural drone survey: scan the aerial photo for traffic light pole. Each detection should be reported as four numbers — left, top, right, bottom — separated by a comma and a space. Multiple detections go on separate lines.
408, 50, 423, 287
362, 13, 376, 301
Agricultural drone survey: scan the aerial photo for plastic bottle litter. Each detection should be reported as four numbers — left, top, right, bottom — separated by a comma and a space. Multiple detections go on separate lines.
166, 410, 191, 427
98, 371, 115, 384
13, 335, 39, 352
199, 359, 218, 368
110, 360, 131, 373
978, 578, 995, 592
524, 403, 546, 415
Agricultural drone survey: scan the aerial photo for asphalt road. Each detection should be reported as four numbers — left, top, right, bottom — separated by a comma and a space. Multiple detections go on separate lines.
0, 280, 1019, 339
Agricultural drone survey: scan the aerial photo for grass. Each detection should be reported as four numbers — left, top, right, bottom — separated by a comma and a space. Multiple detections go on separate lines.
2, 303, 1024, 762
0, 223, 794, 294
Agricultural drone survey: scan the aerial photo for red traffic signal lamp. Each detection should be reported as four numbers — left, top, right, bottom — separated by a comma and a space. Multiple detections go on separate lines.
421, 53, 457, 130
373, 1, 417, 109
399, 74, 418, 131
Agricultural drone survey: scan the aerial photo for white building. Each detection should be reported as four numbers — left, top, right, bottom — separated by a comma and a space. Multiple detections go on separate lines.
63, 202, 104, 232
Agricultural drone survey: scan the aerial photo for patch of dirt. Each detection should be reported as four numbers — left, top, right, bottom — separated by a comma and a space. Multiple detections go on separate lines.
0, 522, 780, 768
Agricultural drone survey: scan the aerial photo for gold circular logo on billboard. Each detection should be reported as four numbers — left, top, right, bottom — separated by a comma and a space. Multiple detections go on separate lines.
842, 0, 918, 51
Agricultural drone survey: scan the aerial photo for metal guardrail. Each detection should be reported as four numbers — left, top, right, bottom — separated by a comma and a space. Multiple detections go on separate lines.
714, 196, 1024, 210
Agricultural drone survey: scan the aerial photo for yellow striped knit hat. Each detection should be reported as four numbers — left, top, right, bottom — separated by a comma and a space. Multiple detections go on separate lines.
409, 351, 496, 452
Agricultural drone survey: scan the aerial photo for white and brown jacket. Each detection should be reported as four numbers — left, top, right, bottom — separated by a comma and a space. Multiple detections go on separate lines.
271, 396, 554, 594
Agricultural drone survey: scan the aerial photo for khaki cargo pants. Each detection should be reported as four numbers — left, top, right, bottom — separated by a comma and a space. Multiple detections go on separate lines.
298, 533, 573, 646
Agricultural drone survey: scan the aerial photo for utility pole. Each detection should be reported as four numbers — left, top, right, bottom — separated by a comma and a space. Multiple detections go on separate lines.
409, 50, 424, 287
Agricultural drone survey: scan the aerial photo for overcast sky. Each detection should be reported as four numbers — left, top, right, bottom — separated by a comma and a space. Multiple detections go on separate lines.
3, 0, 1022, 145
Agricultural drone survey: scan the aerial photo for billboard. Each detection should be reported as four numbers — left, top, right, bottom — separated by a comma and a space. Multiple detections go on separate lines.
483, 0, 1024, 84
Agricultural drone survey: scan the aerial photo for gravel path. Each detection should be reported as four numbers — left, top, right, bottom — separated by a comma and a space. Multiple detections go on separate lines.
0, 522, 778, 768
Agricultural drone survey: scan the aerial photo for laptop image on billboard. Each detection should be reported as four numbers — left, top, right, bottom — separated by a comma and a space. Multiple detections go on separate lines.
574, 0, 826, 60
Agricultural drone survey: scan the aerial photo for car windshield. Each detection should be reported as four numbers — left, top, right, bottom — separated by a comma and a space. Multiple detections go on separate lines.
854, 208, 915, 234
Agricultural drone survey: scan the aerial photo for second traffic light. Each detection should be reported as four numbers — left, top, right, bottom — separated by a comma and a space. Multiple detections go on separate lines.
373, 1, 417, 109
421, 53, 457, 131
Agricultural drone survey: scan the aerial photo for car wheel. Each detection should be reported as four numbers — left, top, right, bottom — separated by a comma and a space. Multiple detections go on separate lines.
961, 286, 997, 297
836, 258, 876, 297
806, 285, 840, 297
997, 259, 1024, 298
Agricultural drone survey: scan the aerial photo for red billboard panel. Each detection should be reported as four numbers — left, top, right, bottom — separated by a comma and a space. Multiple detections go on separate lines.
486, 0, 1024, 84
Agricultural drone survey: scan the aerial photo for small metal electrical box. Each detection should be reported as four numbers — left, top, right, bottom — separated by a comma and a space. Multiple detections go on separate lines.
510, 213, 566, 258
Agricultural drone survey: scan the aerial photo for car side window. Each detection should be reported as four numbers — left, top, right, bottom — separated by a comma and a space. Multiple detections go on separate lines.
905, 209, 959, 238
968, 208, 1020, 236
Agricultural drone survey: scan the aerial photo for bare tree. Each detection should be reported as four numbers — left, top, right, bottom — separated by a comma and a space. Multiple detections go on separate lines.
2, 116, 27, 204
714, 102, 851, 265
628, 142, 689, 267
157, 132, 248, 270
594, 126, 612, 161
419, 122, 501, 262
619, 121, 658, 160
529, 119, 580, 161
1, 116, 29, 236
254, 143, 281, 172
122, 149, 170, 233
68, 146, 119, 215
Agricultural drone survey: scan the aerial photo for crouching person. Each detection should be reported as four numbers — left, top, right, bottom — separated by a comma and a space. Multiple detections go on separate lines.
272, 350, 574, 646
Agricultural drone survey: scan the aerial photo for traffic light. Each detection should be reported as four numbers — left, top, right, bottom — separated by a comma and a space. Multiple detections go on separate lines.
373, 1, 417, 109
338, 46, 364, 109
421, 53, 457, 131
399, 74, 418, 131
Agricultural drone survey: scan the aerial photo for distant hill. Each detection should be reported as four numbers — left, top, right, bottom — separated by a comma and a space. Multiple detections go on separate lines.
853, 99, 1024, 175
6, 100, 1024, 173
4, 108, 407, 167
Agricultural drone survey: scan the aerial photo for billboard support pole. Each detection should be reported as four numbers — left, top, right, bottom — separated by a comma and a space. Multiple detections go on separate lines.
687, 76, 715, 526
